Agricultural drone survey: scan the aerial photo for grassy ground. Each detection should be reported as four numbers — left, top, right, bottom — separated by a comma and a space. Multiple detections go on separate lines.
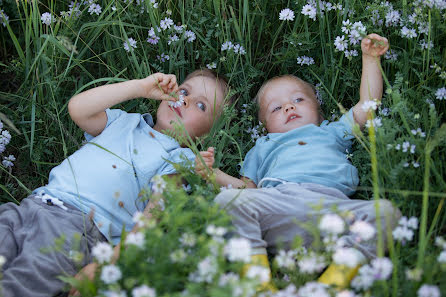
0, 0, 445, 296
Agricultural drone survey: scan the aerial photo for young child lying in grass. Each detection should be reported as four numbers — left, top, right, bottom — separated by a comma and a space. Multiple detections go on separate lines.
195, 33, 401, 289
0, 69, 230, 297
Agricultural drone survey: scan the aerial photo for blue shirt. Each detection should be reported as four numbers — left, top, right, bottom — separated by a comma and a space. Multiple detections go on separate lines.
241, 109, 359, 196
34, 109, 194, 244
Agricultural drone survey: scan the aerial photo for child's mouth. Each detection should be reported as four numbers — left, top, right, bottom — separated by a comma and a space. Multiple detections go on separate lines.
286, 113, 300, 123
170, 106, 182, 118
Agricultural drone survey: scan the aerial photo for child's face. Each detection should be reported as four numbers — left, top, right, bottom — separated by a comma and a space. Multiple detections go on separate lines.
155, 76, 225, 139
259, 77, 320, 133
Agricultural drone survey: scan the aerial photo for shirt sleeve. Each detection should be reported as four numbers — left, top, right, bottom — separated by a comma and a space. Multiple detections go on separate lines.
84, 109, 126, 142
324, 109, 356, 143
240, 144, 260, 185
157, 148, 195, 176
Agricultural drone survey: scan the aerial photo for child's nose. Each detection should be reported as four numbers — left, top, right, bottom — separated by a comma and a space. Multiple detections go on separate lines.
183, 97, 189, 108
283, 103, 295, 113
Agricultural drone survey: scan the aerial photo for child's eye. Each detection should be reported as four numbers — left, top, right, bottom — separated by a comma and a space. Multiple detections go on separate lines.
197, 102, 206, 111
293, 98, 303, 103
179, 89, 188, 96
272, 106, 281, 112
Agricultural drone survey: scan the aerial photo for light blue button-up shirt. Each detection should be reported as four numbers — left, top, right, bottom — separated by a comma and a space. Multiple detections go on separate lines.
34, 109, 194, 244
241, 109, 359, 196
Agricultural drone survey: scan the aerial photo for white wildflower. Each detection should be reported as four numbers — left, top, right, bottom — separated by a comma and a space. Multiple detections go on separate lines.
385, 10, 400, 27
296, 56, 315, 66
170, 249, 187, 263
435, 236, 446, 249
401, 26, 417, 38
297, 281, 330, 297
420, 39, 434, 50
160, 17, 173, 30
279, 8, 295, 21
301, 4, 317, 20
2, 155, 15, 168
132, 285, 156, 297
88, 3, 102, 15
100, 264, 122, 284
298, 253, 327, 273
392, 226, 414, 242
365, 117, 382, 130
0, 9, 9, 27
333, 247, 362, 268
411, 128, 426, 137
184, 30, 196, 42
336, 290, 357, 297
361, 100, 379, 112
125, 232, 145, 248
218, 272, 240, 286
350, 221, 376, 241
351, 265, 375, 290
151, 175, 166, 194
341, 20, 352, 34
92, 242, 114, 264
224, 238, 251, 263
334, 35, 348, 52
435, 87, 446, 100
344, 49, 358, 58
370, 257, 393, 280
221, 41, 234, 51
189, 256, 218, 283
123, 38, 137, 52
417, 284, 440, 297
275, 250, 297, 269
167, 34, 179, 45
405, 268, 423, 281
246, 265, 270, 283
438, 251, 446, 263
319, 213, 345, 235
41, 12, 54, 25
206, 62, 217, 69
385, 51, 398, 61
180, 233, 197, 247
206, 224, 227, 237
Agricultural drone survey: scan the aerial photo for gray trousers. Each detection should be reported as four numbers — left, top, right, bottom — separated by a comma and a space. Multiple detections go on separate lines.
215, 183, 401, 259
0, 196, 106, 297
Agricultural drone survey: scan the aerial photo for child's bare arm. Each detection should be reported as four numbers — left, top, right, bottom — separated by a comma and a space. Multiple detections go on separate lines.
195, 147, 256, 189
68, 73, 178, 137
352, 33, 389, 129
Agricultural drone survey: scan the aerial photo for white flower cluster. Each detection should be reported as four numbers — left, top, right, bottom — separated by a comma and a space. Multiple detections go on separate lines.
351, 257, 393, 290
301, 0, 343, 21
298, 252, 327, 273
88, 3, 102, 15
60, 1, 82, 19
435, 87, 446, 100
275, 249, 298, 270
125, 232, 145, 248
0, 9, 9, 27
224, 238, 251, 263
296, 56, 315, 66
132, 285, 156, 297
0, 121, 15, 168
151, 175, 167, 194
221, 41, 246, 55
392, 216, 418, 243
92, 242, 114, 264
417, 284, 441, 297
246, 122, 266, 142
365, 117, 383, 130
279, 8, 295, 21
101, 264, 122, 284
41, 12, 55, 26
206, 62, 217, 69
188, 256, 218, 283
334, 20, 367, 59
435, 236, 446, 264
411, 128, 426, 137
361, 99, 380, 112
123, 37, 137, 52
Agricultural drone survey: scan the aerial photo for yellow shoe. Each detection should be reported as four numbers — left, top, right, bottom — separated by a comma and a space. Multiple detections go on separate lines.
318, 263, 361, 289
242, 254, 277, 293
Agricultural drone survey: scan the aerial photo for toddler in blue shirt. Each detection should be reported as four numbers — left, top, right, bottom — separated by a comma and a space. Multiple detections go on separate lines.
0, 69, 230, 297
196, 34, 401, 289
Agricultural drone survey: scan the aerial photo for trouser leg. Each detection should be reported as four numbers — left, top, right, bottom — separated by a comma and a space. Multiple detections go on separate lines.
0, 198, 106, 297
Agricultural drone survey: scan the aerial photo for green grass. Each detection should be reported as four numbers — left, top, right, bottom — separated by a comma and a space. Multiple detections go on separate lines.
0, 0, 445, 296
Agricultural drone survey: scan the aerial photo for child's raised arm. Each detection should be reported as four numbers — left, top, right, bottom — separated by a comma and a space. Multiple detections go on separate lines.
195, 147, 256, 189
352, 33, 389, 129
68, 73, 178, 137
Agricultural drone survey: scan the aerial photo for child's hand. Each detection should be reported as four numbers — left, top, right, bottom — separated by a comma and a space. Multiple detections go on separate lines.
139, 73, 179, 101
361, 33, 389, 58
195, 147, 215, 178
